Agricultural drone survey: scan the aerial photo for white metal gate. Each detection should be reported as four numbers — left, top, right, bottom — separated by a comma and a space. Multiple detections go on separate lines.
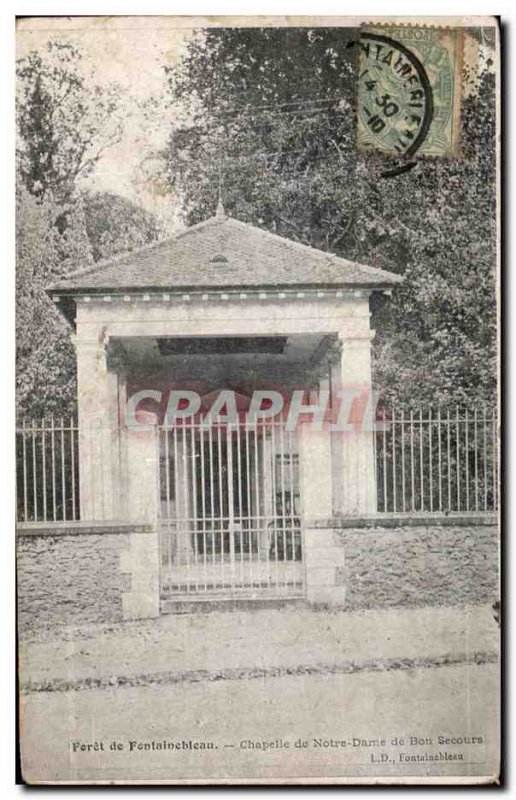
158, 417, 304, 600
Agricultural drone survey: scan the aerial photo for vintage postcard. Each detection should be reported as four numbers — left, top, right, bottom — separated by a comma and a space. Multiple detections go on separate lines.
16, 15, 500, 784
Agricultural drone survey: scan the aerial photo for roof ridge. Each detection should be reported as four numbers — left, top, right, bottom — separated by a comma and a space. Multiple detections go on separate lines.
174, 214, 224, 240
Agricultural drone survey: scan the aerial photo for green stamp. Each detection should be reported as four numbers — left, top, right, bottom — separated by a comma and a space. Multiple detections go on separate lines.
357, 25, 463, 157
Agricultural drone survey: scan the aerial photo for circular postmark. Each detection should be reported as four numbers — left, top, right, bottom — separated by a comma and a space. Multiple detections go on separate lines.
358, 32, 434, 158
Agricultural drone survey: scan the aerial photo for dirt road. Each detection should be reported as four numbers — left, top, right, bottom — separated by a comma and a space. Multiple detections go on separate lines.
21, 661, 499, 784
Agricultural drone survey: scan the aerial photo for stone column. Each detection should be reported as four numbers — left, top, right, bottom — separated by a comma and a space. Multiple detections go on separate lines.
120, 410, 161, 619
329, 360, 344, 515
299, 422, 345, 605
124, 415, 160, 524
336, 331, 377, 515
74, 335, 119, 521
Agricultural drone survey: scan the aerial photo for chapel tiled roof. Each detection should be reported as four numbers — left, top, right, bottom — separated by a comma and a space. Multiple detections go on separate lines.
49, 206, 402, 294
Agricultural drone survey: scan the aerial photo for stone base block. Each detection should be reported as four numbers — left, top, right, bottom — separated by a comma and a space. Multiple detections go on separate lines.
304, 524, 345, 607
119, 529, 160, 619
122, 591, 159, 620
306, 585, 346, 605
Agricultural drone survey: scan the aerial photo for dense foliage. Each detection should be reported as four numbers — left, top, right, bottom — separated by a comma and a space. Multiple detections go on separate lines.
15, 187, 87, 418
160, 28, 497, 407
83, 192, 163, 262
16, 29, 498, 417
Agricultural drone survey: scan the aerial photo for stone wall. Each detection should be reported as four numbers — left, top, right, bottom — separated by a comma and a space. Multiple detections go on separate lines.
337, 523, 499, 610
17, 529, 132, 638
17, 519, 499, 638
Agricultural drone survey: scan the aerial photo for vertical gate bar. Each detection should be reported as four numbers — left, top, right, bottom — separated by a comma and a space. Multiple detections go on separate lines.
41, 418, 47, 522
166, 430, 173, 599
474, 408, 479, 511
419, 408, 424, 511
272, 424, 280, 591
465, 409, 470, 512
392, 403, 397, 513
190, 420, 199, 593
483, 406, 488, 511
253, 421, 260, 581
269, 423, 278, 589
288, 429, 299, 588
99, 418, 105, 521
51, 416, 56, 521
428, 407, 433, 513
171, 425, 178, 591
182, 419, 191, 593
262, 421, 270, 588
163, 427, 170, 594
437, 406, 442, 512
208, 421, 216, 579
456, 408, 461, 512
245, 419, 254, 588
158, 428, 163, 593
410, 410, 415, 512
173, 423, 182, 592
447, 409, 452, 511
217, 423, 224, 589
32, 420, 38, 521
200, 422, 208, 591
226, 425, 235, 592
70, 418, 76, 521
60, 417, 67, 521
236, 420, 244, 587
190, 419, 196, 591
279, 423, 288, 578
158, 429, 163, 594
382, 412, 388, 512
164, 423, 170, 516
22, 420, 28, 522
171, 428, 179, 593
401, 409, 406, 512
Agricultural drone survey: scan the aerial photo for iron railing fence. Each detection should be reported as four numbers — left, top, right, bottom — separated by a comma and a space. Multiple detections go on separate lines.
15, 406, 499, 523
374, 406, 499, 514
16, 418, 80, 523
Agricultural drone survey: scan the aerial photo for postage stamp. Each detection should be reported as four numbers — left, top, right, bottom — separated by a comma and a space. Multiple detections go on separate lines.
357, 25, 464, 157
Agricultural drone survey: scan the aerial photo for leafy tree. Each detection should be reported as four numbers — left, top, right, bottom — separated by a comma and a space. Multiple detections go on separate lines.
15, 186, 88, 419
16, 186, 164, 418
16, 42, 123, 203
159, 28, 497, 407
363, 70, 497, 407
83, 192, 164, 262
16, 41, 164, 419
162, 28, 358, 250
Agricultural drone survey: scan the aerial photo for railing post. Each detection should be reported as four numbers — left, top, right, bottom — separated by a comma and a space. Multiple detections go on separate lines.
299, 422, 345, 605
120, 410, 160, 619
74, 336, 119, 521
337, 335, 377, 515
